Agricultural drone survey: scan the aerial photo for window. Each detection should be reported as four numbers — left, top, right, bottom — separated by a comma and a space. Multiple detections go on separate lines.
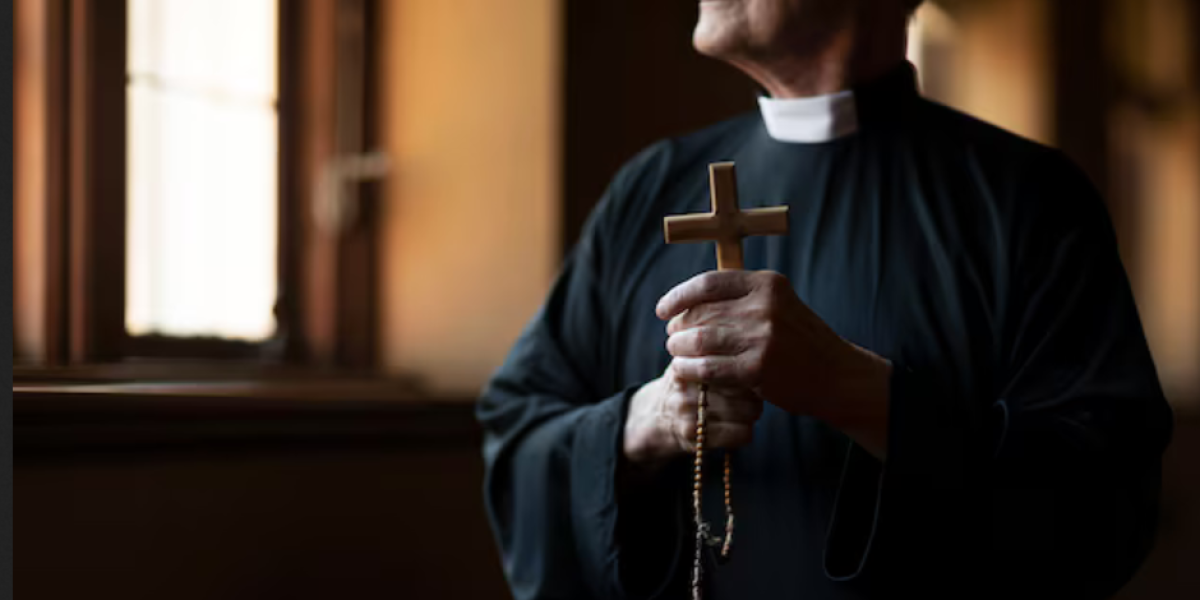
14, 0, 381, 371
126, 0, 280, 341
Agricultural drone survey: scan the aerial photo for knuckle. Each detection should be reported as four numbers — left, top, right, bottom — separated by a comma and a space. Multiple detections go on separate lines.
667, 333, 686, 357
675, 360, 696, 382
747, 300, 773, 321
712, 328, 730, 353
757, 319, 775, 342
739, 354, 764, 384
694, 305, 719, 328
757, 270, 782, 290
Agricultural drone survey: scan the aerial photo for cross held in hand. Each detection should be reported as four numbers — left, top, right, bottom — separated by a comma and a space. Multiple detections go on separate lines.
662, 161, 789, 599
663, 162, 789, 271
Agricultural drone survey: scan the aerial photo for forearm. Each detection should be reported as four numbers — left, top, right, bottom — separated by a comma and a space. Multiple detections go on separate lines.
814, 347, 892, 461
834, 414, 889, 462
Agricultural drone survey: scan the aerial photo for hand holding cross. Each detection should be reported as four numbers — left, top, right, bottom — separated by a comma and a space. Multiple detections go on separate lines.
655, 162, 893, 462
623, 162, 793, 472
663, 162, 789, 593
622, 162, 791, 473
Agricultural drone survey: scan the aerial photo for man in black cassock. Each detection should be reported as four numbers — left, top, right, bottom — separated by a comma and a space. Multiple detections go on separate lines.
477, 0, 1174, 598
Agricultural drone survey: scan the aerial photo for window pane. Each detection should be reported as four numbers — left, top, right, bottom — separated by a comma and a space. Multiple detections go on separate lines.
128, 0, 276, 102
126, 0, 278, 341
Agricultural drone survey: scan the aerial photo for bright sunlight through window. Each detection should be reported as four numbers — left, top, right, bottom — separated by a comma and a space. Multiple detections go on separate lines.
126, 0, 278, 341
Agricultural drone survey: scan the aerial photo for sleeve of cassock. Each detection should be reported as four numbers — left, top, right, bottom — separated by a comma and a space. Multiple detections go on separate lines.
476, 147, 686, 600
822, 151, 1175, 598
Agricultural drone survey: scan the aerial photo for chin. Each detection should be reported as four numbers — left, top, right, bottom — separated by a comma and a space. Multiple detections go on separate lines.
692, 1, 748, 58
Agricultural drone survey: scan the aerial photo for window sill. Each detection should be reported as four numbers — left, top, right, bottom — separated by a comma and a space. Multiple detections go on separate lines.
15, 376, 481, 457
14, 361, 407, 384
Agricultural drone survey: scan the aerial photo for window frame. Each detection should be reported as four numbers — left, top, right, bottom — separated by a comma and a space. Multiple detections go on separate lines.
14, 0, 382, 373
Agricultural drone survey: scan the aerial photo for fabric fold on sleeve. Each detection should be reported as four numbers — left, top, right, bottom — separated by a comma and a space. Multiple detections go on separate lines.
484, 384, 686, 600
572, 386, 687, 600
823, 364, 981, 591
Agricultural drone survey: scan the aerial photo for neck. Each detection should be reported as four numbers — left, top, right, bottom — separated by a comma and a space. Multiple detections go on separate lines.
731, 11, 910, 98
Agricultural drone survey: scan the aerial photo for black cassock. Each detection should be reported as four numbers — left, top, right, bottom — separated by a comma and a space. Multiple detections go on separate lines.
476, 64, 1173, 599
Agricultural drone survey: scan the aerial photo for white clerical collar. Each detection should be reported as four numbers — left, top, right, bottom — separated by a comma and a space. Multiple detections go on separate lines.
757, 89, 858, 143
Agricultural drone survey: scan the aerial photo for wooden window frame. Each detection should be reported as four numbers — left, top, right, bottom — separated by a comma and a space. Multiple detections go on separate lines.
15, 0, 382, 375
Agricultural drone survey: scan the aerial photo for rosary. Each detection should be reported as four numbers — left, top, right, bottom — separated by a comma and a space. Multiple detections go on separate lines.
663, 162, 789, 599
690, 384, 734, 600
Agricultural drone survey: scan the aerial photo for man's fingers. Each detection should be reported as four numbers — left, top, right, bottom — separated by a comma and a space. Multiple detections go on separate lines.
656, 271, 755, 320
705, 387, 764, 422
674, 419, 755, 452
665, 377, 761, 454
670, 379, 760, 417
695, 422, 755, 450
666, 325, 745, 357
665, 300, 741, 335
670, 355, 755, 386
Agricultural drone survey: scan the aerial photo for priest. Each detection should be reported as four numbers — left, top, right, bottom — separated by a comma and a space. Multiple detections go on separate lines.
477, 0, 1174, 598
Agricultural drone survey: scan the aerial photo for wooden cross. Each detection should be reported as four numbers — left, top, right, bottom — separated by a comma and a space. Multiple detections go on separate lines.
663, 162, 789, 269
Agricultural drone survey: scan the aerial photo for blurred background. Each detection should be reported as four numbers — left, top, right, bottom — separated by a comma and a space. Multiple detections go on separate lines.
12, 0, 1199, 598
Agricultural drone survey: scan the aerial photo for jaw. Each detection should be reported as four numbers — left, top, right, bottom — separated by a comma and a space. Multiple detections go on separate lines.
693, 0, 830, 65
693, 0, 752, 59
692, 0, 907, 99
